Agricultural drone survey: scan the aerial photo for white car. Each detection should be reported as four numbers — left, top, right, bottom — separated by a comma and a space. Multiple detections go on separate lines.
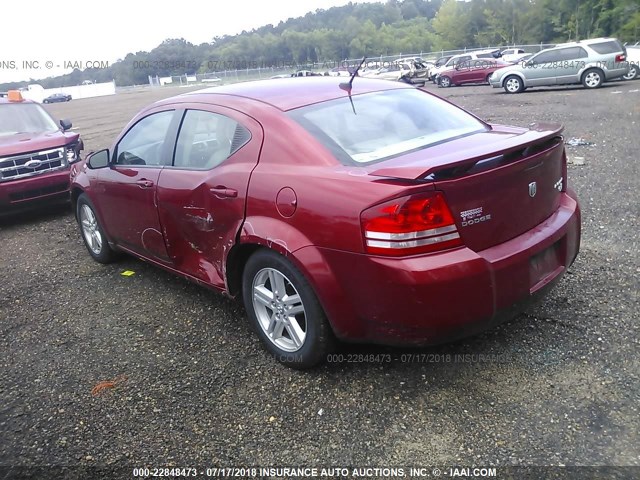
500, 48, 530, 63
622, 46, 640, 80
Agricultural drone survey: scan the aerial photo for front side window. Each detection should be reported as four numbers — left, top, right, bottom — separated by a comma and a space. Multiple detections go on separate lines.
0, 103, 58, 137
115, 110, 174, 166
173, 110, 250, 170
532, 50, 563, 64
289, 89, 487, 165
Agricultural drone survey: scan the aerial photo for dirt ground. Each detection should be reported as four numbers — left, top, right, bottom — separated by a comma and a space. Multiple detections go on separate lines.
1, 80, 639, 475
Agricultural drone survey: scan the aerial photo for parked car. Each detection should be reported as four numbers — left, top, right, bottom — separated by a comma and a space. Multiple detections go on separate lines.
437, 59, 513, 87
429, 49, 502, 82
622, 46, 640, 80
71, 77, 581, 368
43, 93, 72, 103
0, 91, 83, 213
427, 55, 453, 81
500, 48, 530, 63
363, 63, 412, 82
490, 37, 629, 93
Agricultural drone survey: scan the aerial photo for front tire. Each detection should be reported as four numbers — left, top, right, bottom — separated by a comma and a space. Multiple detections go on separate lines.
77, 194, 116, 264
503, 75, 524, 93
242, 249, 334, 369
439, 75, 452, 88
582, 68, 603, 89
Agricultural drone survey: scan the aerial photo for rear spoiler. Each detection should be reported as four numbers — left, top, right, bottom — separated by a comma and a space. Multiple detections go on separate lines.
368, 123, 564, 180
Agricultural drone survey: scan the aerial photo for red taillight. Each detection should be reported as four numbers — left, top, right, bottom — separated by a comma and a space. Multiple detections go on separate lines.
615, 54, 626, 62
361, 192, 463, 256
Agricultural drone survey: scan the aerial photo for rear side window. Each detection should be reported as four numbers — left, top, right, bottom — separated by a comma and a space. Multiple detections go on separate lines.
589, 40, 623, 54
559, 47, 588, 60
288, 89, 487, 165
173, 110, 250, 170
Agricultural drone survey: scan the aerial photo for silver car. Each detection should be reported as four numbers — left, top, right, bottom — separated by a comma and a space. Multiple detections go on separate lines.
490, 37, 629, 93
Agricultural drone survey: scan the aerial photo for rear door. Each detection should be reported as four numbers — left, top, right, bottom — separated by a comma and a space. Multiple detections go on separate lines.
156, 105, 263, 288
97, 109, 176, 260
554, 46, 589, 84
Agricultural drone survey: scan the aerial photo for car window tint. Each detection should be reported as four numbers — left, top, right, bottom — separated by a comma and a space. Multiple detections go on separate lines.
173, 110, 250, 170
533, 50, 563, 63
589, 41, 622, 54
115, 111, 174, 166
560, 47, 588, 60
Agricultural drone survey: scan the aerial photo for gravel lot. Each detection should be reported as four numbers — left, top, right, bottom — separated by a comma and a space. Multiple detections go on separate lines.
1, 81, 639, 475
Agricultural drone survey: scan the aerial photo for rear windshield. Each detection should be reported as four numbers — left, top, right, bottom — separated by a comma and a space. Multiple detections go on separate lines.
0, 103, 59, 136
288, 88, 487, 165
589, 40, 623, 54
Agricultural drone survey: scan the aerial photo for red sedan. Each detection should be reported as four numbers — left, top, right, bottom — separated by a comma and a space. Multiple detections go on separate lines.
71, 77, 581, 368
438, 59, 512, 87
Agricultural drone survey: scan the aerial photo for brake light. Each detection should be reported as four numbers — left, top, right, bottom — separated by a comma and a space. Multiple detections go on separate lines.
361, 192, 463, 256
615, 54, 626, 62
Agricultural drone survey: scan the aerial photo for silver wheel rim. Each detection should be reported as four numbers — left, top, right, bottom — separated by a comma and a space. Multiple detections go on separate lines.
252, 268, 307, 352
585, 72, 600, 87
506, 78, 520, 92
623, 66, 637, 80
441, 77, 450, 87
80, 204, 103, 255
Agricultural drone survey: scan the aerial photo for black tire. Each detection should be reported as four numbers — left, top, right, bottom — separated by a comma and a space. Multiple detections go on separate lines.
439, 75, 452, 88
76, 193, 116, 264
503, 75, 524, 93
486, 73, 492, 84
582, 68, 603, 89
242, 249, 334, 369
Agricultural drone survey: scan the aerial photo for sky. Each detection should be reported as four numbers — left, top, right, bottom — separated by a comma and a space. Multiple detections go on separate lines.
0, 0, 382, 84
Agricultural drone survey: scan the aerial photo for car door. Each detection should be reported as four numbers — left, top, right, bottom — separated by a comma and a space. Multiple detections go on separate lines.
524, 50, 563, 86
97, 109, 176, 260
554, 46, 589, 84
156, 106, 263, 289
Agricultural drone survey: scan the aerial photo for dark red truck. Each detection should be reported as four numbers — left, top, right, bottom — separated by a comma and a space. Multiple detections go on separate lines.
0, 90, 83, 213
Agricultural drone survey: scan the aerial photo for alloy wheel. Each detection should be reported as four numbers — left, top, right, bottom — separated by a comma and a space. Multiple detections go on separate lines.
252, 267, 307, 352
80, 204, 103, 255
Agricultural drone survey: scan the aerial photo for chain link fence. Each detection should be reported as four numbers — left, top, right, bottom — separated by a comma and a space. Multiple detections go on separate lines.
147, 43, 558, 87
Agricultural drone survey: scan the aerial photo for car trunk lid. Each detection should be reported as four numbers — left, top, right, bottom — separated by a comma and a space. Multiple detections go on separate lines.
368, 124, 565, 252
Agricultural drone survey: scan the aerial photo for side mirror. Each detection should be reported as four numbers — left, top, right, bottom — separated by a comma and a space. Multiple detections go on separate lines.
87, 149, 110, 169
60, 119, 72, 131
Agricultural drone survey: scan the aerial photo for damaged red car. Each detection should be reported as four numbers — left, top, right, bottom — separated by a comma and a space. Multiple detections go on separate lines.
71, 77, 581, 368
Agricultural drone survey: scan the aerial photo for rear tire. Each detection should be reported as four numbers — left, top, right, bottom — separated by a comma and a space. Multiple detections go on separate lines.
77, 194, 116, 264
582, 68, 603, 89
486, 73, 492, 84
242, 249, 334, 369
503, 75, 524, 93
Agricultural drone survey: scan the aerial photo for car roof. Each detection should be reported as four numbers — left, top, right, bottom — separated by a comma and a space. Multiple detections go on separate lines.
168, 76, 412, 111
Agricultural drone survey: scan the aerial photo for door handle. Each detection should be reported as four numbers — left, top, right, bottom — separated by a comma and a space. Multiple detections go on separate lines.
136, 179, 154, 188
210, 186, 238, 198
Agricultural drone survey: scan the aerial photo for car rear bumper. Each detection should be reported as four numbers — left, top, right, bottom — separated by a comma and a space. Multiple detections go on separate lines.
0, 169, 71, 212
296, 190, 581, 345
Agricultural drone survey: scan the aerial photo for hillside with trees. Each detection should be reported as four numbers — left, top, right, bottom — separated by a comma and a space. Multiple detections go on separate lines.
2, 0, 638, 89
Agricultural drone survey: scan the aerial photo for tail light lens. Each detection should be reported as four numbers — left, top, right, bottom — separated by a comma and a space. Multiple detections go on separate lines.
615, 54, 626, 62
361, 192, 463, 256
